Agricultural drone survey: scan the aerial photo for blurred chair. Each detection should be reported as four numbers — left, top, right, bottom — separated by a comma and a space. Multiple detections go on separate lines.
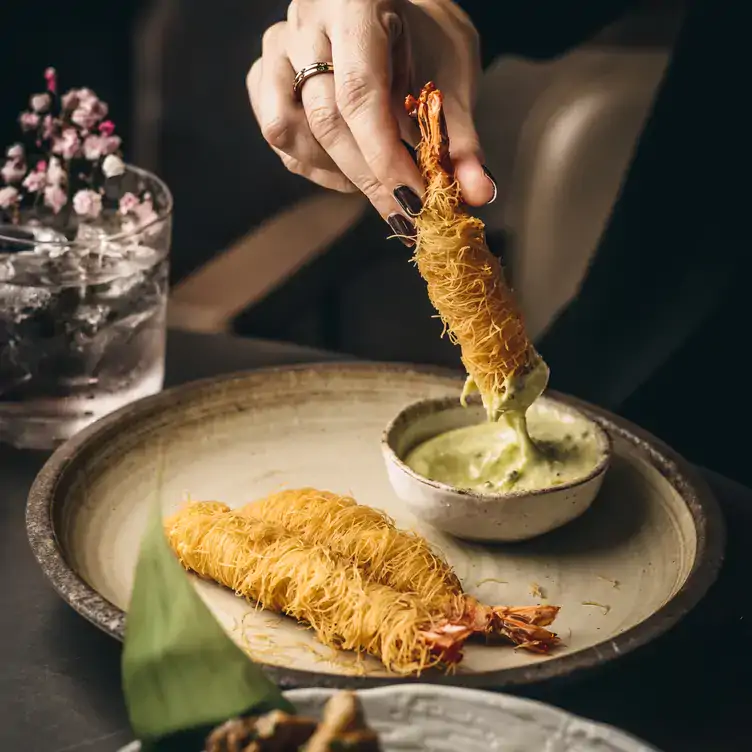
478, 48, 671, 340
166, 190, 367, 334
133, 1, 681, 359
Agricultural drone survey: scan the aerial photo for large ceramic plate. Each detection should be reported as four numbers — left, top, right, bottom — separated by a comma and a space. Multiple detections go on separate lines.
27, 364, 724, 689
118, 684, 660, 751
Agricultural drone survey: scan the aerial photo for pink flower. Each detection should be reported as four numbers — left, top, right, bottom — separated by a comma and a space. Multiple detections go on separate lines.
61, 89, 78, 111
30, 93, 51, 113
41, 114, 55, 140
102, 154, 125, 178
52, 128, 80, 159
36, 160, 47, 172
71, 92, 108, 131
77, 88, 97, 103
44, 184, 68, 214
119, 192, 140, 214
119, 193, 159, 234
19, 112, 40, 131
47, 157, 65, 185
23, 169, 47, 193
82, 135, 105, 160
6, 144, 24, 160
81, 134, 120, 160
1, 160, 26, 184
73, 189, 102, 219
99, 120, 115, 136
0, 186, 19, 209
101, 135, 121, 155
133, 195, 159, 227
71, 107, 98, 131
45, 67, 57, 94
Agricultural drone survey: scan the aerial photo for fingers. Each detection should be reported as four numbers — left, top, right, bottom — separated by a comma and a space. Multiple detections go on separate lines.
400, 0, 494, 207
250, 25, 298, 154
287, 31, 400, 217
442, 95, 497, 207
248, 22, 355, 193
286, 21, 416, 243
328, 9, 425, 206
250, 1, 496, 249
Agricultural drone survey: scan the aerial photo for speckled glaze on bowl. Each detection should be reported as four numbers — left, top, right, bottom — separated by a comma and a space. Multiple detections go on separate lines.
117, 684, 660, 752
382, 394, 611, 542
26, 363, 724, 691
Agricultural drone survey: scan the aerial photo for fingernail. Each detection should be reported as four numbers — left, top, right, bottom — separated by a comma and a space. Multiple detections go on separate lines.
393, 185, 423, 217
483, 166, 498, 204
387, 213, 416, 247
401, 140, 417, 162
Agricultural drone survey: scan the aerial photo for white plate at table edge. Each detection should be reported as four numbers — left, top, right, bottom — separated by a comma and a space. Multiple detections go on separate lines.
116, 684, 661, 752
26, 361, 725, 691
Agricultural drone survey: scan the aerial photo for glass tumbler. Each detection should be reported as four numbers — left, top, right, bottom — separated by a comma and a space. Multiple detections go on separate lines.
0, 165, 172, 449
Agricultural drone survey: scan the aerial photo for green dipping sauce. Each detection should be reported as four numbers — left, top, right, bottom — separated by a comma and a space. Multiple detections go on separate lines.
404, 405, 604, 494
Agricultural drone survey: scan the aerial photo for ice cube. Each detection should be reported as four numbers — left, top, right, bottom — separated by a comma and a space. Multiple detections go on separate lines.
73, 303, 110, 329
0, 259, 15, 282
28, 225, 70, 258
75, 223, 122, 261
0, 223, 70, 258
98, 270, 146, 300
75, 222, 110, 246
0, 283, 53, 321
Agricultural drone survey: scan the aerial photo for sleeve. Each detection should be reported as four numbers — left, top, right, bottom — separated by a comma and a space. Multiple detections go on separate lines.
455, 0, 638, 67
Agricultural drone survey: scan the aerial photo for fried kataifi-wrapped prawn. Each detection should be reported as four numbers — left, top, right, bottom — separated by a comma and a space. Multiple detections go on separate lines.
406, 82, 549, 421
240, 488, 561, 654
166, 499, 559, 676
166, 502, 477, 674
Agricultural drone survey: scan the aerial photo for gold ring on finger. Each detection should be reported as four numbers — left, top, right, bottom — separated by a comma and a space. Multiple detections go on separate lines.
292, 62, 334, 100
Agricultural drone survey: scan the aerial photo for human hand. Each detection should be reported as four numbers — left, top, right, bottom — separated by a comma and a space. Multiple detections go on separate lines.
247, 0, 496, 244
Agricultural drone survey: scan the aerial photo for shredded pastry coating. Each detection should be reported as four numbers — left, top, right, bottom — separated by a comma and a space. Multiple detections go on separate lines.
406, 82, 547, 416
166, 492, 561, 675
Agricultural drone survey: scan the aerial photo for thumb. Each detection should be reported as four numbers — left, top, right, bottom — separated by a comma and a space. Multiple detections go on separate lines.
442, 95, 497, 207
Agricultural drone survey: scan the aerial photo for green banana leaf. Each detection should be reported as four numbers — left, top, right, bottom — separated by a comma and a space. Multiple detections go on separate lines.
122, 496, 293, 748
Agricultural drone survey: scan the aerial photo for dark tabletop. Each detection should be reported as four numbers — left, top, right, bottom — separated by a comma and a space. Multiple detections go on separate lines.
2, 331, 751, 752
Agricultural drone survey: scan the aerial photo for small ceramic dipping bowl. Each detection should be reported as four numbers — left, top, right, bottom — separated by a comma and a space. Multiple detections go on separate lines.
382, 393, 612, 542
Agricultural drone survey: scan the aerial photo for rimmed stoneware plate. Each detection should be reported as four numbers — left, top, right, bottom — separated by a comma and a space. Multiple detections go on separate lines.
27, 364, 724, 690
118, 684, 660, 752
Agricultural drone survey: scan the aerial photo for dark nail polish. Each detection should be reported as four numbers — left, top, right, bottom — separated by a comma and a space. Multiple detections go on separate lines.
401, 140, 418, 163
393, 185, 423, 217
387, 213, 416, 247
482, 166, 498, 204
